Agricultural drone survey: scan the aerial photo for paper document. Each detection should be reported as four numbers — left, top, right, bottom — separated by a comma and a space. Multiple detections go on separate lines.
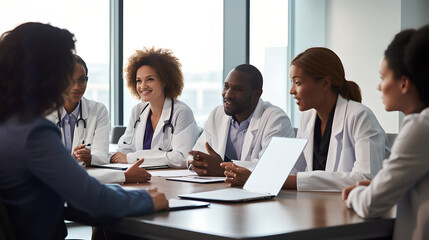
167, 176, 225, 183
87, 163, 168, 170
149, 169, 197, 177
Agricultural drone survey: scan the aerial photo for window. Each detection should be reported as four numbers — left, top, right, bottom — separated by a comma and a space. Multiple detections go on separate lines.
122, 0, 223, 127
0, 0, 110, 115
249, 0, 288, 111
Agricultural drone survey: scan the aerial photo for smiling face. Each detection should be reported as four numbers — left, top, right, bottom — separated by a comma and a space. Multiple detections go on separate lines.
64, 62, 87, 105
222, 70, 259, 120
378, 58, 404, 112
289, 65, 326, 111
136, 65, 165, 104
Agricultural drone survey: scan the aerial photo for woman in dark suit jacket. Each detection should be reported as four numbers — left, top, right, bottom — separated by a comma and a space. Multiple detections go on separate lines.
0, 22, 168, 240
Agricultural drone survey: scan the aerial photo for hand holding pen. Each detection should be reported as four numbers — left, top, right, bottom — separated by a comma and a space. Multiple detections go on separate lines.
73, 144, 92, 165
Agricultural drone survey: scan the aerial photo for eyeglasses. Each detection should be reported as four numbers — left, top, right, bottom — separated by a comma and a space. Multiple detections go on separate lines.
74, 76, 88, 86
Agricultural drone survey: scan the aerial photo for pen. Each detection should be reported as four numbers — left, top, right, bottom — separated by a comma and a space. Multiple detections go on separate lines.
188, 163, 195, 173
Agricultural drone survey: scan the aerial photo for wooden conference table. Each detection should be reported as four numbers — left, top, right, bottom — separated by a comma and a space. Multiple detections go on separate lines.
100, 171, 395, 240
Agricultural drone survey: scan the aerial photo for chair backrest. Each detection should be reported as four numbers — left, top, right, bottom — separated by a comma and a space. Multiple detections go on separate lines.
0, 197, 15, 240
197, 126, 204, 137
387, 133, 398, 149
110, 126, 126, 144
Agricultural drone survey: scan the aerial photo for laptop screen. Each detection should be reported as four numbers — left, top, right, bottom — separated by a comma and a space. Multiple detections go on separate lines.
243, 137, 307, 195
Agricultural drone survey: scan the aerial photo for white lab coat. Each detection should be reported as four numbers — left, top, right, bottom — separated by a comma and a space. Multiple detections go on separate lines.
346, 107, 429, 240
294, 95, 390, 192
117, 98, 200, 168
190, 98, 294, 170
46, 97, 110, 165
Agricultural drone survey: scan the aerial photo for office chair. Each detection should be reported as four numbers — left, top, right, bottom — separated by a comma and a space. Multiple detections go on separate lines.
110, 126, 126, 144
387, 133, 398, 149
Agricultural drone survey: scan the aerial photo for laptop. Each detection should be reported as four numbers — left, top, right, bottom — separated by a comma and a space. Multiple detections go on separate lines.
178, 137, 307, 203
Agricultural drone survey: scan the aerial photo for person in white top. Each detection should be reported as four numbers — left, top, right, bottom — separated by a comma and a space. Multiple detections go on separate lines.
111, 47, 200, 168
46, 55, 109, 166
222, 48, 389, 191
189, 64, 294, 176
47, 55, 150, 184
343, 26, 429, 240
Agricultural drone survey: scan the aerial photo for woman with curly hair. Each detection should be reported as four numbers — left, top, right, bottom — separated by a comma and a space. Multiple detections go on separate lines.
110, 47, 200, 168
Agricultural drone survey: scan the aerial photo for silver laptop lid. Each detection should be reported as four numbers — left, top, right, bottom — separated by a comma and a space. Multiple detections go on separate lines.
243, 137, 307, 195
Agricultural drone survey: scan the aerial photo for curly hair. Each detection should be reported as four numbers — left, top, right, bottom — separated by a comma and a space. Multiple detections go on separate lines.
125, 47, 184, 99
0, 22, 75, 122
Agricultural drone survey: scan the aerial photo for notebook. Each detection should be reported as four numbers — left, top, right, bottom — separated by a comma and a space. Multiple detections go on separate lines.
168, 199, 210, 211
178, 137, 307, 202
87, 163, 168, 170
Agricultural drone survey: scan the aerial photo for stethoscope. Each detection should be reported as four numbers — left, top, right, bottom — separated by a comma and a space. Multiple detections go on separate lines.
123, 99, 174, 152
56, 100, 88, 145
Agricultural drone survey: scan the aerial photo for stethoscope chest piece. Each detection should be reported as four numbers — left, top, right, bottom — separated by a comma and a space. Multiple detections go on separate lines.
123, 99, 175, 152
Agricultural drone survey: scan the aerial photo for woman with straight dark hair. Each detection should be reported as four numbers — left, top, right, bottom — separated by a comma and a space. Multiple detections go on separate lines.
283, 48, 389, 191
222, 47, 389, 192
0, 22, 168, 240
46, 54, 151, 184
344, 26, 429, 240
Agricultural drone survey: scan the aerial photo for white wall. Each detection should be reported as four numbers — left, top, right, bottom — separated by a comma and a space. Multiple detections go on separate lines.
288, 0, 327, 127
325, 0, 401, 133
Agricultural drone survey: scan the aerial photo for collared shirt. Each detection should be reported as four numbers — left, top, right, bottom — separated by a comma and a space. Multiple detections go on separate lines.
61, 102, 80, 152
225, 112, 254, 161
313, 105, 336, 171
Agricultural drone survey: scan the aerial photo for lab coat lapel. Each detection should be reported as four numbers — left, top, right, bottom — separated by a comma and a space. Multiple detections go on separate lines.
81, 97, 89, 122
152, 98, 171, 141
55, 111, 66, 148
134, 103, 150, 150
50, 110, 66, 144
217, 113, 231, 159
241, 99, 263, 161
51, 108, 67, 151
325, 96, 347, 172
301, 111, 317, 171
72, 123, 83, 149
72, 99, 89, 149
